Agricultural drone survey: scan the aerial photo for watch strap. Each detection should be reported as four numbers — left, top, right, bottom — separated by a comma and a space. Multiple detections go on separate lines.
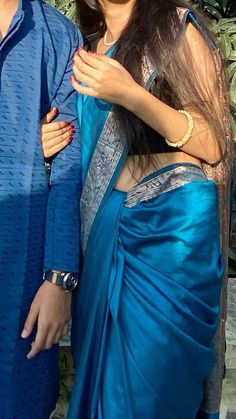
44, 270, 66, 287
44, 270, 78, 292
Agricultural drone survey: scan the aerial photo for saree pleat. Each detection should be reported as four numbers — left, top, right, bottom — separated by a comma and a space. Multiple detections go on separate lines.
69, 165, 224, 419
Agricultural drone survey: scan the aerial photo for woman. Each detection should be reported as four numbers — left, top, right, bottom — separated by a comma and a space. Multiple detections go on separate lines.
42, 0, 232, 417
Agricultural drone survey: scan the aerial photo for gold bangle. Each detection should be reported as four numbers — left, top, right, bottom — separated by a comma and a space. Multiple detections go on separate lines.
165, 110, 194, 148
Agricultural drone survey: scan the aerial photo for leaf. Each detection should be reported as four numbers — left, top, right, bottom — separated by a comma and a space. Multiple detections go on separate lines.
228, 50, 236, 61
220, 33, 233, 58
57, 0, 73, 9
228, 62, 236, 80
232, 39, 236, 50
204, 5, 223, 19
66, 3, 76, 21
230, 114, 236, 141
203, 0, 221, 8
230, 71, 236, 109
217, 22, 236, 32
218, 17, 236, 26
222, 0, 229, 13
45, 0, 56, 5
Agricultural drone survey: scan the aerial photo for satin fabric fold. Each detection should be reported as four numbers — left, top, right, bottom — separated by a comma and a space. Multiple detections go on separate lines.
69, 164, 224, 419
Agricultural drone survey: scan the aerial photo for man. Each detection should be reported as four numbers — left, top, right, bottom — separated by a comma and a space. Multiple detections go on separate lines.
0, 0, 82, 417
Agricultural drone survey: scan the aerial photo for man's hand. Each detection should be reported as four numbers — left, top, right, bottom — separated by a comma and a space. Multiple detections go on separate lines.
21, 280, 72, 359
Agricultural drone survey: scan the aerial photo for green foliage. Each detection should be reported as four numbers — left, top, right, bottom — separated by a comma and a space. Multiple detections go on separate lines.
45, 0, 76, 21
192, 0, 236, 19
193, 0, 236, 131
214, 17, 236, 133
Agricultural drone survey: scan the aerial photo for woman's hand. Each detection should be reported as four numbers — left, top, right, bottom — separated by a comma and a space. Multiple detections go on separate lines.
21, 281, 72, 359
71, 48, 140, 110
41, 108, 75, 158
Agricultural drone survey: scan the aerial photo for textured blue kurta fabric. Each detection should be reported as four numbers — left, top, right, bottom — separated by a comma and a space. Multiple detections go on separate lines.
0, 1, 82, 418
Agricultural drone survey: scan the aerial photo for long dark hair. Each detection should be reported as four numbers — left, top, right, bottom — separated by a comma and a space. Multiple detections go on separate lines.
76, 0, 230, 162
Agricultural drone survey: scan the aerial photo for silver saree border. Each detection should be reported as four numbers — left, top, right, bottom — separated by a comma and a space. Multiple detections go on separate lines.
124, 165, 207, 208
80, 54, 157, 253
80, 109, 125, 253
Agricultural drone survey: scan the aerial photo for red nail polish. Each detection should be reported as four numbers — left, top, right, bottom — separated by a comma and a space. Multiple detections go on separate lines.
67, 136, 72, 143
70, 129, 76, 135
71, 124, 75, 129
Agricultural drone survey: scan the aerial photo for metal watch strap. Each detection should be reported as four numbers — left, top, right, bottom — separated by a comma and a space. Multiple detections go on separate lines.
50, 270, 66, 286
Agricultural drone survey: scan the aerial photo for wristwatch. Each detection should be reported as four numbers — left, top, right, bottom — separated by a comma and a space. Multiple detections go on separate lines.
44, 270, 79, 292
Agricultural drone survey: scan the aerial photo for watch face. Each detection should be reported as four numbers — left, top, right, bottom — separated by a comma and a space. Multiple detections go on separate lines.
63, 273, 79, 292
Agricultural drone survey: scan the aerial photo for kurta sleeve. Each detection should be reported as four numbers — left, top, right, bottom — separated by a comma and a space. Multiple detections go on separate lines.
44, 27, 83, 273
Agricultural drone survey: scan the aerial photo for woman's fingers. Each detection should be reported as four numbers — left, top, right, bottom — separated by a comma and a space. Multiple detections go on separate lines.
42, 124, 73, 141
45, 130, 73, 148
74, 55, 98, 78
76, 48, 105, 70
72, 62, 95, 86
42, 123, 75, 158
44, 139, 72, 158
42, 120, 71, 133
89, 52, 121, 69
43, 133, 72, 158
71, 76, 95, 97
78, 48, 122, 69
41, 107, 58, 124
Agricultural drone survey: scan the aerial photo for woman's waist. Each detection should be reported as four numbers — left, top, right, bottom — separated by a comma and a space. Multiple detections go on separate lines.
113, 152, 202, 192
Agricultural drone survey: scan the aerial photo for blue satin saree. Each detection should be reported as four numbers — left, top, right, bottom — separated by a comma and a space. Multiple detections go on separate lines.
68, 8, 232, 419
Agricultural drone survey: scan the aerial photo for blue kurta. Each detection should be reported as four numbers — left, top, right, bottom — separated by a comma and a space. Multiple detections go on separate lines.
0, 1, 82, 418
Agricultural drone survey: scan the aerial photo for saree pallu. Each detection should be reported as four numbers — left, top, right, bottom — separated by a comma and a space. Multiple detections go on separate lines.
68, 163, 224, 419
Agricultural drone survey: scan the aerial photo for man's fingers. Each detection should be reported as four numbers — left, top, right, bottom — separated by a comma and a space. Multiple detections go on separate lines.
21, 304, 39, 339
27, 328, 47, 359
52, 324, 69, 345
61, 324, 69, 340
44, 331, 57, 350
